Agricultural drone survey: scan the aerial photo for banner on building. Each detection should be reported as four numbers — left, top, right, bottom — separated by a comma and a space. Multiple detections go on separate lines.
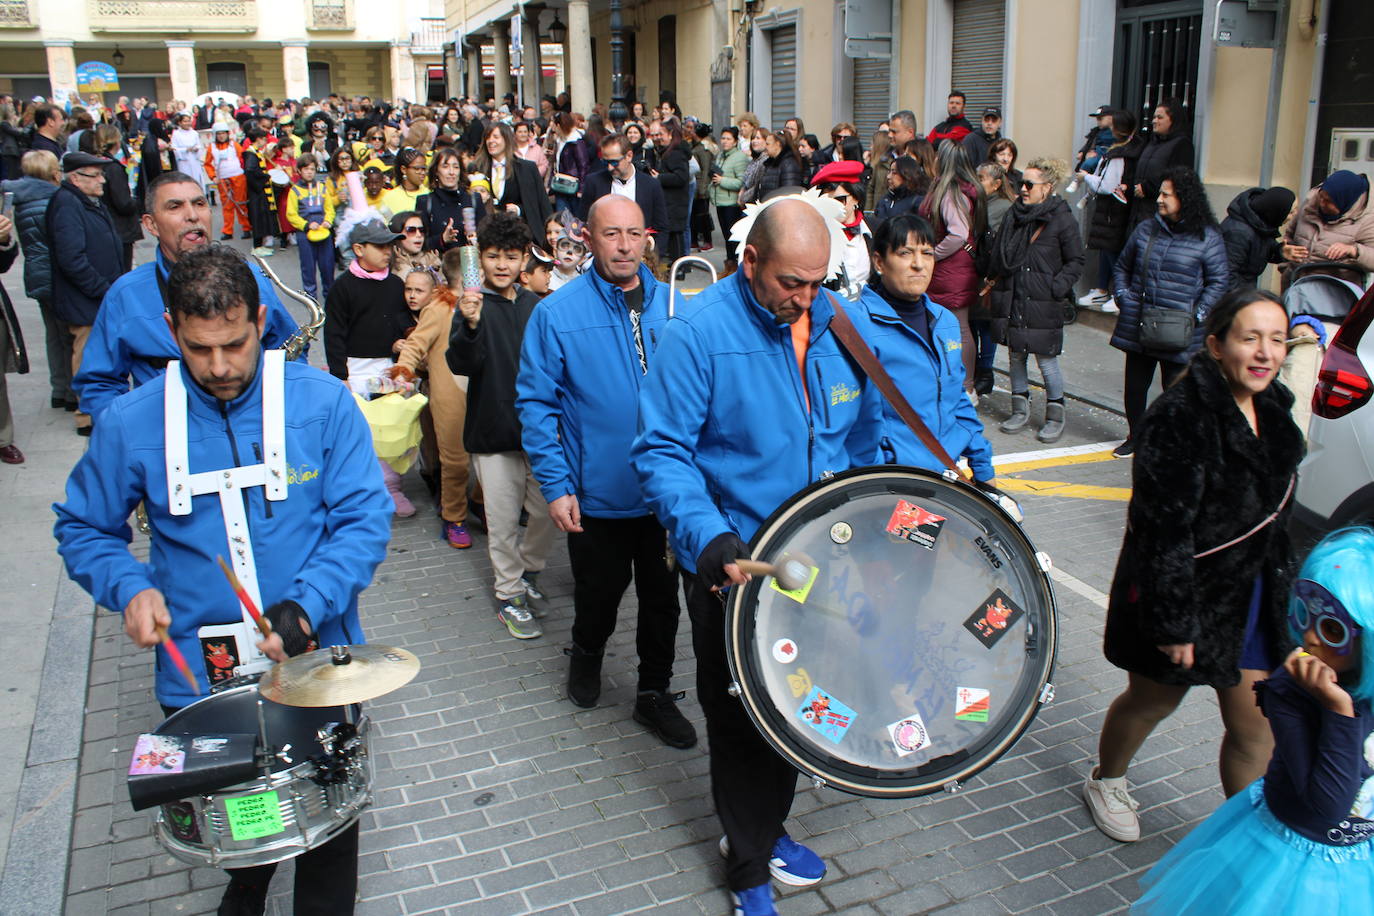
76, 61, 121, 92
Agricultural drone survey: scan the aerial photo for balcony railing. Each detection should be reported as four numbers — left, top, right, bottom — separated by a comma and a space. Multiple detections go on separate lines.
411, 17, 446, 52
87, 0, 256, 32
306, 0, 352, 30
0, 0, 35, 27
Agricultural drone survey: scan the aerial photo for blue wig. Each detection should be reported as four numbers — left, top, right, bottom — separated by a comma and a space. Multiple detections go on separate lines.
1289, 526, 1374, 704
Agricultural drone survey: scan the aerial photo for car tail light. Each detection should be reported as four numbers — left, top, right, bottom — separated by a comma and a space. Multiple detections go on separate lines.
1314, 285, 1374, 420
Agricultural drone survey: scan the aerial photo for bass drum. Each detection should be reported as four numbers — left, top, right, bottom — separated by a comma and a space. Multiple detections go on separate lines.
725, 466, 1057, 798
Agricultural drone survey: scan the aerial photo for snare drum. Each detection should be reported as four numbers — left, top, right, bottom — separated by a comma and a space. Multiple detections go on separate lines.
152, 675, 373, 868
726, 466, 1057, 798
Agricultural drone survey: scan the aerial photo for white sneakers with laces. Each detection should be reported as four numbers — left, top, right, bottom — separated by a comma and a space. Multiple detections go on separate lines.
1083, 766, 1141, 842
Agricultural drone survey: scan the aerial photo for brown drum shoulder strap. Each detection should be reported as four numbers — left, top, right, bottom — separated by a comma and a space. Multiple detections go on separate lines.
827, 299, 969, 481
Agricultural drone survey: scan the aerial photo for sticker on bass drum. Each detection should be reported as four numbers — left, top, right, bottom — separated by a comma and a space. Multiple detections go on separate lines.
886, 711, 933, 756
885, 499, 947, 550
955, 687, 991, 723
797, 685, 857, 744
963, 589, 1026, 649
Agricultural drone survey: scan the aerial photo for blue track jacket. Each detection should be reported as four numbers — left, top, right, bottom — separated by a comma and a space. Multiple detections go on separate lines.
631, 270, 884, 572
54, 355, 392, 707
74, 248, 304, 419
846, 286, 995, 482
518, 263, 674, 517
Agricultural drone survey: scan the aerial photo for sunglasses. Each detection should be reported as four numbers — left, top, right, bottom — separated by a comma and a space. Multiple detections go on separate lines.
402, 225, 424, 234
1291, 579, 1363, 655
1020, 179, 1046, 190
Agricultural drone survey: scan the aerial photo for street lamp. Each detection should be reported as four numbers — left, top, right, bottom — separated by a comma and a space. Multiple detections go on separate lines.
547, 12, 566, 45
112, 45, 125, 68
607, 0, 627, 123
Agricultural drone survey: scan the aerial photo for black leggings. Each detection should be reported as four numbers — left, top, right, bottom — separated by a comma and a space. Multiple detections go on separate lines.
1123, 351, 1187, 435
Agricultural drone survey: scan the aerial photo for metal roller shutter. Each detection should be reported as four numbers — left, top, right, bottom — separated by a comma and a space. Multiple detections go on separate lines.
951, 0, 1005, 116
769, 25, 797, 126
852, 58, 890, 140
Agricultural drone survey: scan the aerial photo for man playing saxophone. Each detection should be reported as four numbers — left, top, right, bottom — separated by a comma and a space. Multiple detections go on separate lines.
74, 171, 307, 425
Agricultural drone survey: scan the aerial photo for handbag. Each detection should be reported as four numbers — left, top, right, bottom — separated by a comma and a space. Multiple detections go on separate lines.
550, 172, 580, 195
1134, 224, 1195, 351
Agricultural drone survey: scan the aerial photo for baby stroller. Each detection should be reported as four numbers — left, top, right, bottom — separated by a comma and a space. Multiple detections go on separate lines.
1281, 261, 1368, 437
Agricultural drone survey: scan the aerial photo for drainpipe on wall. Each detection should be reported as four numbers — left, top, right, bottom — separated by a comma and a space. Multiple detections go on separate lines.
1258, 0, 1291, 186
888, 0, 901, 114
1194, 0, 1223, 177
1298, 0, 1330, 189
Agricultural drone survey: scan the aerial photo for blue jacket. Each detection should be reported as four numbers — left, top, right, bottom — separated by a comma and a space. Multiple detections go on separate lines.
54, 355, 392, 707
1111, 214, 1230, 364
847, 287, 995, 481
74, 248, 303, 419
46, 181, 124, 325
631, 271, 884, 572
518, 263, 673, 517
2, 176, 57, 300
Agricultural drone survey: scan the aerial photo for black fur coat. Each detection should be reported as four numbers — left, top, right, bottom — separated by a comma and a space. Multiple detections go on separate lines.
1104, 354, 1305, 687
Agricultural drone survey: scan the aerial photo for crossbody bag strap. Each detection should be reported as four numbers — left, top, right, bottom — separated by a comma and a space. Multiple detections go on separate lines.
1192, 473, 1296, 559
827, 300, 970, 481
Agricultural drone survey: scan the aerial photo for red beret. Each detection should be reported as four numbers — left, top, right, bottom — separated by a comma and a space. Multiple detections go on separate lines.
810, 160, 865, 187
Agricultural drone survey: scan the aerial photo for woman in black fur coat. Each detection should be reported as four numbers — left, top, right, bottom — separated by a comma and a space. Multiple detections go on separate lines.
1083, 288, 1305, 843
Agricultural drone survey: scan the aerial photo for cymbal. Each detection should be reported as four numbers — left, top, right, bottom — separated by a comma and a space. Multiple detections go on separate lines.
259, 645, 420, 707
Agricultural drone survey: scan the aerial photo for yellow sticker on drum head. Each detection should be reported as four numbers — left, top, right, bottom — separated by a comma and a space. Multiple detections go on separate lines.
769, 564, 819, 604
224, 790, 286, 841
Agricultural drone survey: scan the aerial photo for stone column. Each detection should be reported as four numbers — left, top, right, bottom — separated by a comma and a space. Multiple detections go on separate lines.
446, 41, 463, 101
465, 44, 482, 99
281, 41, 311, 101
166, 41, 198, 105
491, 21, 512, 102
43, 39, 77, 104
521, 11, 541, 109
566, 0, 593, 112
390, 41, 417, 103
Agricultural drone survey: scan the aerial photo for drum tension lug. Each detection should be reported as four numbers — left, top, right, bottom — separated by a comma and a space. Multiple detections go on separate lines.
1038, 683, 1055, 705
943, 780, 961, 794
810, 775, 826, 790
727, 682, 742, 698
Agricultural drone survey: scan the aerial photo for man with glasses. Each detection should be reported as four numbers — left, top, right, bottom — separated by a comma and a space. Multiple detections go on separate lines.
47, 151, 125, 435
577, 134, 668, 236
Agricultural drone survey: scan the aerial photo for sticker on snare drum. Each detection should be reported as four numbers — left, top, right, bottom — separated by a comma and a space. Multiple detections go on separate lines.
224, 790, 287, 841
129, 734, 185, 775
787, 668, 813, 698
885, 499, 947, 550
886, 711, 933, 756
163, 800, 202, 844
830, 521, 853, 544
797, 685, 857, 744
955, 687, 991, 723
199, 635, 242, 686
772, 638, 800, 664
770, 564, 819, 604
963, 589, 1026, 649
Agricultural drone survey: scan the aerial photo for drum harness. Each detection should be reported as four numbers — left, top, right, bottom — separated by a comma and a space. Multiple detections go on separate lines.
164, 349, 288, 681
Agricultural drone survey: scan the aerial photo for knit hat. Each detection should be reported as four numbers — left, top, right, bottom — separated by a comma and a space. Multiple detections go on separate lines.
1320, 170, 1369, 221
1250, 186, 1295, 228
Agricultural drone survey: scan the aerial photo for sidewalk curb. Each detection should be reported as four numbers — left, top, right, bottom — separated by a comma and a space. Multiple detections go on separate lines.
0, 570, 94, 915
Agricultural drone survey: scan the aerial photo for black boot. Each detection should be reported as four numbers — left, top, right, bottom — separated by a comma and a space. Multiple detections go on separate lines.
564, 644, 603, 708
974, 366, 995, 397
217, 877, 270, 916
633, 689, 698, 748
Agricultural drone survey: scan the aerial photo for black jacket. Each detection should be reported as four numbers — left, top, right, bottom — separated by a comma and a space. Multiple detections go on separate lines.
576, 168, 670, 236
1128, 131, 1195, 231
989, 197, 1085, 356
651, 143, 693, 230
873, 188, 920, 226
99, 154, 143, 246
756, 153, 802, 199
1221, 188, 1287, 290
1105, 354, 1304, 688
0, 236, 26, 375
419, 185, 487, 254
46, 182, 124, 326
1085, 136, 1143, 253
491, 156, 553, 249
2, 175, 56, 300
961, 129, 1000, 168
322, 270, 414, 380
446, 287, 541, 454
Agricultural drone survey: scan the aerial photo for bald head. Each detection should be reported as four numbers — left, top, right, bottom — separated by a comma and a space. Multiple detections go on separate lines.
586, 195, 648, 288
741, 198, 833, 325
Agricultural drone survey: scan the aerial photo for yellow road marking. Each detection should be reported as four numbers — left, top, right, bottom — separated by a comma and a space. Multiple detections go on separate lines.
994, 449, 1119, 475
996, 478, 1132, 502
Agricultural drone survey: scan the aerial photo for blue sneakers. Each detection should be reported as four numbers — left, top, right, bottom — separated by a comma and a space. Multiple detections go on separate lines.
730, 884, 779, 916
718, 833, 827, 887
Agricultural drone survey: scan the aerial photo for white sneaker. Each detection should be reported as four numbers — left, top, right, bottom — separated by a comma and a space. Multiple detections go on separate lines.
251, 246, 274, 258
1100, 298, 1119, 314
967, 389, 979, 408
1077, 289, 1110, 306
1083, 767, 1140, 842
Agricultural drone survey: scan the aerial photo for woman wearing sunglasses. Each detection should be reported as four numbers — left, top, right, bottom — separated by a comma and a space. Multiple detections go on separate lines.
1135, 526, 1374, 914
1085, 288, 1304, 844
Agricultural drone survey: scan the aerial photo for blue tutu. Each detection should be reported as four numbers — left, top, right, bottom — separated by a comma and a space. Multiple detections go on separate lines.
1134, 780, 1374, 914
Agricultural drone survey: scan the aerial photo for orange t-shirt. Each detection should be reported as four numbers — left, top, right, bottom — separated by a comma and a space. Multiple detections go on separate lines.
790, 310, 811, 412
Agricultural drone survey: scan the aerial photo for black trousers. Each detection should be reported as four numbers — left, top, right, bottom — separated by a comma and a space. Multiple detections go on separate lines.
1123, 350, 1188, 435
161, 704, 359, 914
684, 572, 798, 891
566, 514, 681, 693
717, 205, 743, 264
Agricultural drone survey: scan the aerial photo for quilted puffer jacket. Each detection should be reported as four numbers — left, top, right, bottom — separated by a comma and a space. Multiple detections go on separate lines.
1111, 213, 1230, 364
2, 175, 57, 301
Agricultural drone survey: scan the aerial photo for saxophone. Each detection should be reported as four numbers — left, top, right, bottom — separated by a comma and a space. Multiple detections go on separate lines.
251, 253, 325, 361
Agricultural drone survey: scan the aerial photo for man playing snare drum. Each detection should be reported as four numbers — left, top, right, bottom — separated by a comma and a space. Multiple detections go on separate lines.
54, 244, 392, 915
632, 197, 885, 916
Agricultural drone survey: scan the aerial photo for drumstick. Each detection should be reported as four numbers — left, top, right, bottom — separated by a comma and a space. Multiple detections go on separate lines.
216, 556, 273, 639
154, 624, 200, 695
737, 551, 816, 591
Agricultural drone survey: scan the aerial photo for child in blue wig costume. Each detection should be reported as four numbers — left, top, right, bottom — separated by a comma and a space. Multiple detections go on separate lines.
1135, 526, 1374, 914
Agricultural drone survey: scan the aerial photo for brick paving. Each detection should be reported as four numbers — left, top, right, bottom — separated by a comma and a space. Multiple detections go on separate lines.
61, 453, 1236, 916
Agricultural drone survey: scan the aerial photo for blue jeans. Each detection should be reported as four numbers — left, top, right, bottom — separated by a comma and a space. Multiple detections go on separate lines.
1097, 248, 1119, 293
970, 318, 997, 370
297, 232, 336, 300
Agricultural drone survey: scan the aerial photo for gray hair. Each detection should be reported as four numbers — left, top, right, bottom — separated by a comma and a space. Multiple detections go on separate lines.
890, 110, 918, 134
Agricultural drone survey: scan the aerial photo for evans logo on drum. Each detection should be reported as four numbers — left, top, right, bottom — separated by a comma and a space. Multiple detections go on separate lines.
975, 536, 1002, 569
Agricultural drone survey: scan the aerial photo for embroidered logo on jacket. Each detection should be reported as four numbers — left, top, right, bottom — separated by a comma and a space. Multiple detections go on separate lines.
829, 382, 861, 407
286, 463, 320, 485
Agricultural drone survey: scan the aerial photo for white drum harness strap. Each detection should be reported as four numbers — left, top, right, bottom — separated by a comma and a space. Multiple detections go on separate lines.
163, 350, 288, 675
